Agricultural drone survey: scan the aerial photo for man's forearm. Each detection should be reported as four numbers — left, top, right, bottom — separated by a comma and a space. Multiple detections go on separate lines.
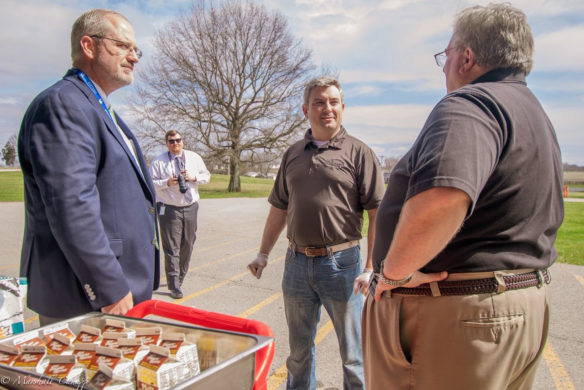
365, 208, 378, 270
382, 187, 471, 279
259, 206, 287, 255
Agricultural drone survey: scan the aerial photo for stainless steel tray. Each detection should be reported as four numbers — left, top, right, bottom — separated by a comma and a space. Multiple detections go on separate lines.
0, 312, 272, 389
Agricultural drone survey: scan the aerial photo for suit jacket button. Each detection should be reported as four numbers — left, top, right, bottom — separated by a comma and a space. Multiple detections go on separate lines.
149, 207, 155, 214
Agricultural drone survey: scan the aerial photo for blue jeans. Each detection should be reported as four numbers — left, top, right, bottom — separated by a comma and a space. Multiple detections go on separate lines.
282, 246, 365, 390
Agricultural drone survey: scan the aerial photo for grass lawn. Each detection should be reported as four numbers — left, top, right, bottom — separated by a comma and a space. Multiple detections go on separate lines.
555, 202, 584, 266
1, 170, 581, 265
0, 171, 24, 202
199, 174, 273, 198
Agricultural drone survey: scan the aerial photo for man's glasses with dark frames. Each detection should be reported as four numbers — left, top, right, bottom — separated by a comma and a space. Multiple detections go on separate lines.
167, 138, 182, 144
91, 35, 143, 59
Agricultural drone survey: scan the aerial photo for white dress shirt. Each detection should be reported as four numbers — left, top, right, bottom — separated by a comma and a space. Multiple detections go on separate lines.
150, 149, 211, 206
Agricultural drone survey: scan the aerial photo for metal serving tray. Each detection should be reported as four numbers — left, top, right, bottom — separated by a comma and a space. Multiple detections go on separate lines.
0, 311, 273, 389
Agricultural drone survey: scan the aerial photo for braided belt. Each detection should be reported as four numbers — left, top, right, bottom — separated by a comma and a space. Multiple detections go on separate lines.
371, 268, 550, 297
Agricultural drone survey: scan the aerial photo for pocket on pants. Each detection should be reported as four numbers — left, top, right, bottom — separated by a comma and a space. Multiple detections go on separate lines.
330, 246, 360, 269
461, 313, 525, 343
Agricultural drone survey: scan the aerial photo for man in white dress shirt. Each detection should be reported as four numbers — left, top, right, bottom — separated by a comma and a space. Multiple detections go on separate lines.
150, 130, 210, 298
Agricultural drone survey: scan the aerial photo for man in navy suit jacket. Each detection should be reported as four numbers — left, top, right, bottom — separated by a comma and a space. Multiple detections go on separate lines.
18, 9, 160, 325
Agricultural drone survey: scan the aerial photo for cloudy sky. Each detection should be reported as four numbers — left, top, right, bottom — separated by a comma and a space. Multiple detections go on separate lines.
1, 0, 583, 165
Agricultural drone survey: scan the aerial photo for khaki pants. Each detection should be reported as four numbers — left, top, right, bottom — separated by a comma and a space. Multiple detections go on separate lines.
362, 283, 550, 390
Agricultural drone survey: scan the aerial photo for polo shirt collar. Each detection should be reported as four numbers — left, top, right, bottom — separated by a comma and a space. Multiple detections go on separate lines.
471, 67, 527, 86
304, 126, 347, 149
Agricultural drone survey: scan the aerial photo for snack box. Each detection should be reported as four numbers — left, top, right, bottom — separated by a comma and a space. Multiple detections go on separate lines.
0, 311, 271, 389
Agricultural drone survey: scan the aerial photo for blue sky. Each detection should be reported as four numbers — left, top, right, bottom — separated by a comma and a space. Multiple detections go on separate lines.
1, 0, 583, 165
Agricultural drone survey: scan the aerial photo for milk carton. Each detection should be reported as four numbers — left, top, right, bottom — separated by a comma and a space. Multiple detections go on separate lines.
137, 345, 187, 390
43, 354, 86, 384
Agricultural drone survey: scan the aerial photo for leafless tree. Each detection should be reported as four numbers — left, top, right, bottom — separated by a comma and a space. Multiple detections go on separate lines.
383, 156, 401, 172
132, 0, 314, 191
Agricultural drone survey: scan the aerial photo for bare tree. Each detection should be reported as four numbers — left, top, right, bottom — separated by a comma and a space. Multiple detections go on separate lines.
383, 156, 401, 173
1, 134, 17, 167
132, 0, 314, 191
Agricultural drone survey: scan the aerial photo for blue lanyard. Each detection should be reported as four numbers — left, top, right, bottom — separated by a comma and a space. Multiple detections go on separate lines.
76, 69, 116, 125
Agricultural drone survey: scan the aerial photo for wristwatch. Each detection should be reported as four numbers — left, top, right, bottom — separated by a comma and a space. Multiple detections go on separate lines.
377, 260, 413, 287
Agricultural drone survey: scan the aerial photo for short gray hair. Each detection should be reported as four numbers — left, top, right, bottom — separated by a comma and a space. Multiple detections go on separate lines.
70, 9, 129, 64
303, 76, 344, 106
453, 3, 534, 74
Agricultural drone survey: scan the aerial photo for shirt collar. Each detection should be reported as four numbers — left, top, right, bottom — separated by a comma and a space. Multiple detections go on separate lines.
93, 82, 110, 109
303, 126, 347, 149
69, 68, 111, 108
470, 68, 527, 86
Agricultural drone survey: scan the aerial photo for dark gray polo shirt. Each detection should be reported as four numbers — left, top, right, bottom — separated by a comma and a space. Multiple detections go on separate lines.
373, 68, 564, 273
269, 127, 385, 247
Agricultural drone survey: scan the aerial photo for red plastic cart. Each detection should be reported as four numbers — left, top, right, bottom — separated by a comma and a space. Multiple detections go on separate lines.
127, 299, 275, 390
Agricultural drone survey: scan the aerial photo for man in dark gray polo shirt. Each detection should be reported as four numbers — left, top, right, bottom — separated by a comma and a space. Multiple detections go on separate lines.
363, 4, 564, 389
248, 76, 385, 389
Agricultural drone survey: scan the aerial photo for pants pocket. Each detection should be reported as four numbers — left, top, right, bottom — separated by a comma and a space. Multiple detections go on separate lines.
461, 313, 525, 343
330, 246, 360, 269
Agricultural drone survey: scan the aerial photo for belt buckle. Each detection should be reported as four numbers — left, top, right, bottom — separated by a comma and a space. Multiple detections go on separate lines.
304, 247, 320, 257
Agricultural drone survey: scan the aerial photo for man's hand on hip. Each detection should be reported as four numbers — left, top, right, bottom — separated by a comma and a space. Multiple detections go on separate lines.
374, 270, 448, 302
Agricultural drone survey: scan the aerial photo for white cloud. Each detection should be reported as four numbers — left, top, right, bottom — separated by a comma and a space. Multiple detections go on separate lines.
0, 97, 18, 105
534, 26, 584, 71
343, 104, 433, 145
0, 1, 74, 84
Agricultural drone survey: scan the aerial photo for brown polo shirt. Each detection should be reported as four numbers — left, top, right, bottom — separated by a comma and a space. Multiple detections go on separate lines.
269, 127, 385, 247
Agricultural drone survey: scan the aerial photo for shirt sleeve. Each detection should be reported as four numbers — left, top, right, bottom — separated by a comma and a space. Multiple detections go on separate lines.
190, 153, 210, 184
149, 157, 170, 189
357, 145, 386, 210
407, 92, 505, 215
268, 149, 289, 210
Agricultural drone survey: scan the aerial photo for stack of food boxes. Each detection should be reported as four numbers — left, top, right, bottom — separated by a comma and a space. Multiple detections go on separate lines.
0, 318, 202, 389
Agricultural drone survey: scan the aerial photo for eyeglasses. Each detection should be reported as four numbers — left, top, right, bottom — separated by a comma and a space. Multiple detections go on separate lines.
433, 47, 459, 67
167, 138, 182, 144
91, 35, 143, 59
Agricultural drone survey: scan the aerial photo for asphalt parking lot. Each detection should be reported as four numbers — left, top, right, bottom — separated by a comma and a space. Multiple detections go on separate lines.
0, 199, 582, 389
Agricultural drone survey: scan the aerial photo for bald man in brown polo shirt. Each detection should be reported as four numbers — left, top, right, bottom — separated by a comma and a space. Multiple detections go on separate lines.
247, 76, 385, 389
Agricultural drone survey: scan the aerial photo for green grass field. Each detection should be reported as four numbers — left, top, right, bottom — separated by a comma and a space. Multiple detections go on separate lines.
0, 171, 24, 202
555, 202, 584, 265
1, 170, 581, 265
199, 174, 274, 198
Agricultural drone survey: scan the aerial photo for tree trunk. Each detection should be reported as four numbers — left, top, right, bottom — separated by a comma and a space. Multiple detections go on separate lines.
228, 157, 241, 192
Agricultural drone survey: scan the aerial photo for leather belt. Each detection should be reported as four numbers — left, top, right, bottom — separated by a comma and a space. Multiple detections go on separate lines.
290, 240, 360, 257
370, 268, 550, 297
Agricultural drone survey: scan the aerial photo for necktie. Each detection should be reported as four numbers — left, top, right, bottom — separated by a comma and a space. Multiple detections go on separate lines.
175, 156, 193, 203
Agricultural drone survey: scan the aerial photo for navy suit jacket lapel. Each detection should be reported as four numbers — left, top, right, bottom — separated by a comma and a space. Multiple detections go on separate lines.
115, 114, 157, 198
64, 70, 156, 202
